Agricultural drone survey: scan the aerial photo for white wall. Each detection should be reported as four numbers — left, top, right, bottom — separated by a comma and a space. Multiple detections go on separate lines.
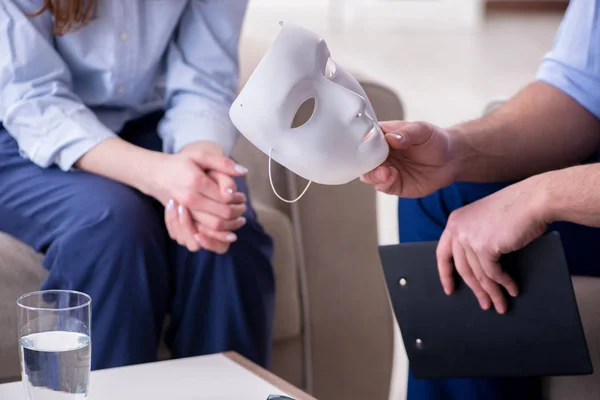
246, 0, 485, 33
344, 0, 484, 30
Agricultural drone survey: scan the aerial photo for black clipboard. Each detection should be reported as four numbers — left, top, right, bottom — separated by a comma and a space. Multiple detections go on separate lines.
378, 232, 592, 379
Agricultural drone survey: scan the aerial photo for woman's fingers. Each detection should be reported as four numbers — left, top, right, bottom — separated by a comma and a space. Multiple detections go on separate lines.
181, 191, 246, 220
193, 231, 230, 255
191, 211, 247, 232
165, 199, 239, 254
165, 200, 202, 252
165, 199, 182, 245
177, 204, 201, 252
230, 191, 247, 205
187, 152, 248, 177
207, 170, 238, 201
196, 223, 239, 244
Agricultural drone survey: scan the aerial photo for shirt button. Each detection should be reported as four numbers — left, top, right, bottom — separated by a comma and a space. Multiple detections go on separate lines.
119, 31, 129, 41
116, 85, 125, 94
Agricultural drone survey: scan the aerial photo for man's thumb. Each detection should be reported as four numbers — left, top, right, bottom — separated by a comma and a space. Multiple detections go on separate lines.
381, 121, 435, 149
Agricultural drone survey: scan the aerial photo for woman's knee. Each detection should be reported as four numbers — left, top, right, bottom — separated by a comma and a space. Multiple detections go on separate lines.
63, 176, 164, 245
44, 176, 168, 281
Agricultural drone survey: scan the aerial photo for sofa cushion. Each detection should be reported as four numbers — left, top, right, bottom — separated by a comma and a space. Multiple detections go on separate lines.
543, 275, 600, 399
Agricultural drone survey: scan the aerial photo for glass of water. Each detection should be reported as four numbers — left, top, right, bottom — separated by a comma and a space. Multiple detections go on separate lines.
17, 290, 92, 400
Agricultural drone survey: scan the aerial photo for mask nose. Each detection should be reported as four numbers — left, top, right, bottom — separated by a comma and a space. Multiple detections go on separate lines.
355, 104, 367, 119
354, 99, 378, 134
350, 95, 370, 125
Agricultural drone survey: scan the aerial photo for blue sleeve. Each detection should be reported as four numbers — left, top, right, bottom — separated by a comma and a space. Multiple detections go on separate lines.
158, 0, 248, 155
535, 0, 600, 119
398, 183, 513, 243
398, 197, 446, 243
0, 0, 115, 170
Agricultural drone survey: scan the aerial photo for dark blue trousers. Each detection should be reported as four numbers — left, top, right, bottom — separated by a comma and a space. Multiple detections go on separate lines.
0, 112, 275, 370
399, 181, 600, 400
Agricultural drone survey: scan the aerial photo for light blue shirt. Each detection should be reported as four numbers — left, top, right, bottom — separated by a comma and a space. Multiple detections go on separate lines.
0, 0, 247, 171
536, 0, 600, 120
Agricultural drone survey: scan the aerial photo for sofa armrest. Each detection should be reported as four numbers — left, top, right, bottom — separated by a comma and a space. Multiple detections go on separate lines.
293, 178, 394, 400
288, 76, 402, 400
0, 233, 46, 383
253, 202, 302, 342
236, 37, 403, 399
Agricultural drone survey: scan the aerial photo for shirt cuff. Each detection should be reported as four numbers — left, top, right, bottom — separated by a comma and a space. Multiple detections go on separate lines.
25, 110, 116, 171
535, 58, 600, 120
158, 98, 239, 156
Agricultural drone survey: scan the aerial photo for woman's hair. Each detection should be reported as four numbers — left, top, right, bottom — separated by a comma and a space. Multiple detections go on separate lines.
30, 0, 96, 35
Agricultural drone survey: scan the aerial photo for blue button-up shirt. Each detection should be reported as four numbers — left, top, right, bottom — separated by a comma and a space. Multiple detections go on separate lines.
0, 0, 247, 171
536, 0, 600, 120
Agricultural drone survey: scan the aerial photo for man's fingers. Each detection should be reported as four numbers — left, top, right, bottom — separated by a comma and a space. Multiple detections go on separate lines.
362, 165, 391, 184
464, 245, 507, 314
189, 152, 248, 177
362, 165, 402, 195
177, 204, 201, 252
482, 257, 519, 298
436, 229, 456, 295
381, 167, 399, 189
371, 167, 401, 194
452, 239, 491, 310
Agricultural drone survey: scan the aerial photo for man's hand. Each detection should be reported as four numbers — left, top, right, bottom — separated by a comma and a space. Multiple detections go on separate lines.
147, 142, 248, 254
362, 83, 600, 197
437, 176, 550, 314
360, 121, 457, 198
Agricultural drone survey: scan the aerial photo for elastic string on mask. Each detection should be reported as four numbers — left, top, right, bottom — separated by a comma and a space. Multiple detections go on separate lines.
268, 148, 312, 203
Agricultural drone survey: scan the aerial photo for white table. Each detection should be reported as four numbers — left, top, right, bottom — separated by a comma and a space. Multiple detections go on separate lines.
0, 352, 315, 400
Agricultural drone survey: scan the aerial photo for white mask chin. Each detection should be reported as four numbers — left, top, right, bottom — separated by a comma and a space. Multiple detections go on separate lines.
229, 22, 389, 202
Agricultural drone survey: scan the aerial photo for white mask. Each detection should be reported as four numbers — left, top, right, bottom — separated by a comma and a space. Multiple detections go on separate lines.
229, 22, 389, 202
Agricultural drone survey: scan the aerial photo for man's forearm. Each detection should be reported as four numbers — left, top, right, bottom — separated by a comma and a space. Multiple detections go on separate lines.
449, 81, 600, 182
75, 137, 164, 196
536, 163, 600, 227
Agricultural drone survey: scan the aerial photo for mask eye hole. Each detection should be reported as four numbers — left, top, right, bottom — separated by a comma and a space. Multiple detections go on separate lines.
324, 57, 337, 79
291, 98, 315, 128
